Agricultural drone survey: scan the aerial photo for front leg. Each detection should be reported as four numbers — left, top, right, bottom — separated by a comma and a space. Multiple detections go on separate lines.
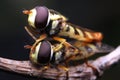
53, 37, 77, 52
24, 26, 38, 40
31, 34, 47, 53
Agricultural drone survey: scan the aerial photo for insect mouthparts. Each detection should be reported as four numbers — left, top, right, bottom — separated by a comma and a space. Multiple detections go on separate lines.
23, 10, 32, 15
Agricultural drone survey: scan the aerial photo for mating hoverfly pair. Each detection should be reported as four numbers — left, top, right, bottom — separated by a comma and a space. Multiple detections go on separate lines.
23, 6, 113, 71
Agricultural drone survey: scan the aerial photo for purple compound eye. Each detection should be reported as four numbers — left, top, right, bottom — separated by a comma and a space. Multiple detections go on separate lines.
35, 6, 49, 30
37, 41, 53, 64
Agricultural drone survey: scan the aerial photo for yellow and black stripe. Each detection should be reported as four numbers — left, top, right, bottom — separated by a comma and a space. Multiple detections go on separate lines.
57, 22, 103, 42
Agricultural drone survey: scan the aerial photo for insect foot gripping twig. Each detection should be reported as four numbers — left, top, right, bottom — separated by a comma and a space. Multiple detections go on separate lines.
0, 46, 120, 80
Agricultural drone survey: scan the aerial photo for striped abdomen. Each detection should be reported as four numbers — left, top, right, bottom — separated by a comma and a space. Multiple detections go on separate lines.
58, 22, 103, 42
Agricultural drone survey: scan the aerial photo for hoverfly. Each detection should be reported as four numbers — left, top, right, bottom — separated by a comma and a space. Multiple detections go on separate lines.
24, 36, 114, 71
23, 6, 103, 51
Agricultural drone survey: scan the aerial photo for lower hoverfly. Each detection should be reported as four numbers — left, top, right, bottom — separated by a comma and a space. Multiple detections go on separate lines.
25, 38, 114, 71
23, 6, 103, 51
24, 26, 114, 71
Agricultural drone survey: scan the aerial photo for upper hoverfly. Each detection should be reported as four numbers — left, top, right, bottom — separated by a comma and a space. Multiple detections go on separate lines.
23, 6, 103, 51
23, 6, 114, 69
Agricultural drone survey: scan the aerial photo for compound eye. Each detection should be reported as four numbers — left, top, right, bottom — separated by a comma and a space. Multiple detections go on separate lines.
35, 6, 49, 30
37, 41, 53, 64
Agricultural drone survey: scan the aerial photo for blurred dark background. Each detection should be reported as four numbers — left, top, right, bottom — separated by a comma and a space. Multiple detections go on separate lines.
0, 0, 120, 80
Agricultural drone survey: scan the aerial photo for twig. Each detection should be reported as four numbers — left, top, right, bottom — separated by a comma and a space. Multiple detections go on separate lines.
0, 46, 120, 80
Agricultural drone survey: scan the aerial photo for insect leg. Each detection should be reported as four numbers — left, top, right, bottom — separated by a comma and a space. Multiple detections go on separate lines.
85, 59, 99, 76
31, 34, 47, 53
24, 45, 32, 49
55, 64, 69, 80
53, 36, 77, 51
57, 65, 69, 71
24, 26, 37, 40
81, 46, 99, 75
24, 26, 39, 50
41, 63, 51, 71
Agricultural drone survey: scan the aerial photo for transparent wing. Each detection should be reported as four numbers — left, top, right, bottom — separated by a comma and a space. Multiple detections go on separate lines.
71, 40, 114, 54
94, 43, 115, 53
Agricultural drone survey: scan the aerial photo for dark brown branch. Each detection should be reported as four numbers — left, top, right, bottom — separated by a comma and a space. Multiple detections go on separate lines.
0, 46, 120, 80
